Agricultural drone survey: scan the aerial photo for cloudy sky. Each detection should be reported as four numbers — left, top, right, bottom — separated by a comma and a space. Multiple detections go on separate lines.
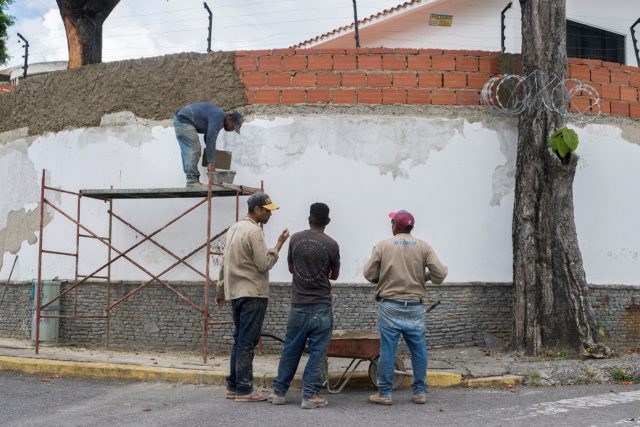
3, 0, 404, 69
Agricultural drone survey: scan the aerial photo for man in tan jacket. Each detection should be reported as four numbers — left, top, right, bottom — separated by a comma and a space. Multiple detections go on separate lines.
217, 192, 289, 402
363, 209, 447, 406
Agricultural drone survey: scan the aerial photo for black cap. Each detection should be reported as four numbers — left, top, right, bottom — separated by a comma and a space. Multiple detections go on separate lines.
229, 111, 243, 134
247, 192, 279, 211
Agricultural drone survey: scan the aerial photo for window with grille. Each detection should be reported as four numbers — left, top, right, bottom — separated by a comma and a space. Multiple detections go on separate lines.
566, 20, 625, 64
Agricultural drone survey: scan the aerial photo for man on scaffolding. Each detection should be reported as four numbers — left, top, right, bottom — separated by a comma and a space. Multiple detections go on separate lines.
173, 102, 243, 187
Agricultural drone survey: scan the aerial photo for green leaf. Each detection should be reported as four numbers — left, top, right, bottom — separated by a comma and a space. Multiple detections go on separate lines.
556, 139, 570, 158
548, 127, 580, 157
562, 128, 579, 151
597, 324, 606, 337
551, 128, 564, 138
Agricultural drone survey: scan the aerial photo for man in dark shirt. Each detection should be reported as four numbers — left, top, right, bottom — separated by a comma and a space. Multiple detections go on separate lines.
268, 203, 340, 409
173, 102, 243, 187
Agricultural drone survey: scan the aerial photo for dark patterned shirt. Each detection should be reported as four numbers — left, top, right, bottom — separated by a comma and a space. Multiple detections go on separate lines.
288, 229, 340, 304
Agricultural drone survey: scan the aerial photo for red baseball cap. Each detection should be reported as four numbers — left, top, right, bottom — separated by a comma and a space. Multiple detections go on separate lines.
388, 210, 415, 230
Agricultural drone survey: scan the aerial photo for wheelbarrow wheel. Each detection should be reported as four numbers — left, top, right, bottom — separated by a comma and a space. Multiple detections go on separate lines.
368, 355, 406, 390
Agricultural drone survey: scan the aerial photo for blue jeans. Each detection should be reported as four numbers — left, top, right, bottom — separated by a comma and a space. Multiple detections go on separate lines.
376, 300, 427, 396
272, 303, 333, 398
173, 115, 202, 183
227, 297, 268, 395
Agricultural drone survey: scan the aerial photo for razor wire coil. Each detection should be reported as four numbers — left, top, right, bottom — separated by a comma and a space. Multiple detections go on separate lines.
481, 71, 601, 124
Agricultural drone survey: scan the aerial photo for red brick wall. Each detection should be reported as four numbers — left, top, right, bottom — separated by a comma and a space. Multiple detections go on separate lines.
236, 49, 640, 120
568, 58, 640, 119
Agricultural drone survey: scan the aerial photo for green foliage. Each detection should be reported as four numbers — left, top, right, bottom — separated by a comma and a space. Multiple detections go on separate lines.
612, 369, 640, 384
548, 127, 579, 159
0, 0, 15, 66
527, 371, 543, 386
597, 324, 606, 337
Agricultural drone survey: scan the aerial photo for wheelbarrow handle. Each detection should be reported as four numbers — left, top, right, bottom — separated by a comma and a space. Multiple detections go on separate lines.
261, 331, 310, 354
260, 331, 286, 344
426, 300, 441, 313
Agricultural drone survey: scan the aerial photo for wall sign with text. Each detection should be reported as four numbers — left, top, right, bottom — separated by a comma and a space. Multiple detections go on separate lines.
429, 14, 453, 27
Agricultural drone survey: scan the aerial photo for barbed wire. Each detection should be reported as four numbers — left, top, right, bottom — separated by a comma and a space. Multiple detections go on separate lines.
481, 71, 601, 124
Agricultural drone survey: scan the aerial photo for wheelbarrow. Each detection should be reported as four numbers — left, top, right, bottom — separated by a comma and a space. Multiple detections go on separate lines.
261, 300, 441, 394
261, 329, 401, 394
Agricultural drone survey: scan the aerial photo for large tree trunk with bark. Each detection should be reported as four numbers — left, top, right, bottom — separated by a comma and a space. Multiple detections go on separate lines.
513, 0, 611, 358
57, 0, 120, 69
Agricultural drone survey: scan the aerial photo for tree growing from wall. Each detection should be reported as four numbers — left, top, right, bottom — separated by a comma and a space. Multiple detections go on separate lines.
56, 0, 120, 69
0, 0, 14, 65
513, 0, 611, 357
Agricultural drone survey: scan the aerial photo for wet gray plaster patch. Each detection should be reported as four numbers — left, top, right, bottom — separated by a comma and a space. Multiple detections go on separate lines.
0, 207, 52, 272
74, 123, 159, 150
573, 114, 640, 146
0, 143, 54, 272
0, 140, 40, 229
619, 122, 640, 145
0, 128, 29, 146
482, 117, 518, 206
231, 114, 461, 178
0, 51, 245, 136
242, 104, 490, 121
237, 105, 519, 204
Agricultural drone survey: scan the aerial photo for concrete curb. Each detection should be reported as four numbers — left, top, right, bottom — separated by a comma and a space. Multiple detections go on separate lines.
427, 371, 463, 387
463, 375, 524, 388
0, 356, 228, 386
0, 355, 466, 389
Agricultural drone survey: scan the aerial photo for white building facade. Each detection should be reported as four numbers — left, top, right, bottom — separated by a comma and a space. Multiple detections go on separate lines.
297, 0, 640, 67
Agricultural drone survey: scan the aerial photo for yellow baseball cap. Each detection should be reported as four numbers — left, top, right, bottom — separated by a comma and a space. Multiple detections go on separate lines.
248, 192, 279, 211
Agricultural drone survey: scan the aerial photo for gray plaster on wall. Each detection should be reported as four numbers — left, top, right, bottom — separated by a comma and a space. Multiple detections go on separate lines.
573, 115, 640, 146
0, 52, 245, 136
0, 207, 52, 272
0, 142, 52, 272
0, 140, 40, 229
227, 106, 490, 178
234, 105, 520, 204
0, 128, 29, 146
484, 119, 518, 206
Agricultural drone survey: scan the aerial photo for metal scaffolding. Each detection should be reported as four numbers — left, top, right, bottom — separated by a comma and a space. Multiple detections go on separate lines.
34, 165, 261, 362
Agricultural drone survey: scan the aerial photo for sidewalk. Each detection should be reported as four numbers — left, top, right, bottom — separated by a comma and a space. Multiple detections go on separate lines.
1, 337, 638, 389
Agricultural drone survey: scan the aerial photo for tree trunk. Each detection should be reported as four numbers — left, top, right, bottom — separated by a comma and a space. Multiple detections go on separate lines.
56, 0, 120, 69
513, 0, 611, 358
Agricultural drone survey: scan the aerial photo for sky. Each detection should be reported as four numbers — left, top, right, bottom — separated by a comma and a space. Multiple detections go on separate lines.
3, 0, 405, 69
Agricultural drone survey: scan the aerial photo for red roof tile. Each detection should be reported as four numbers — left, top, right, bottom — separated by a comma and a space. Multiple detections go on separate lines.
292, 0, 426, 48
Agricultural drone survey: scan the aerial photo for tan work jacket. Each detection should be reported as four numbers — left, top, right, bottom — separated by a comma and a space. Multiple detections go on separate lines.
363, 233, 448, 302
217, 217, 279, 300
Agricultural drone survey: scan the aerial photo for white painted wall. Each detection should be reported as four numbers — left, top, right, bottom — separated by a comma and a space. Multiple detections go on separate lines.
312, 0, 640, 66
1, 112, 639, 285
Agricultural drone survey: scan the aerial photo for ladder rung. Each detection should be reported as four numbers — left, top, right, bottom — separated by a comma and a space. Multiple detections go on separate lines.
79, 234, 109, 240
43, 249, 77, 257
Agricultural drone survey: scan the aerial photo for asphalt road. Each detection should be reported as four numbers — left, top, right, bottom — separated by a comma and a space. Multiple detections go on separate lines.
1, 372, 639, 427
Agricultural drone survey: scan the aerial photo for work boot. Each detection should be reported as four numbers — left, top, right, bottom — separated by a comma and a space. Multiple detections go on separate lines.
301, 394, 328, 409
235, 390, 268, 402
224, 389, 236, 399
186, 181, 205, 188
412, 393, 427, 404
368, 393, 393, 405
267, 392, 286, 405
